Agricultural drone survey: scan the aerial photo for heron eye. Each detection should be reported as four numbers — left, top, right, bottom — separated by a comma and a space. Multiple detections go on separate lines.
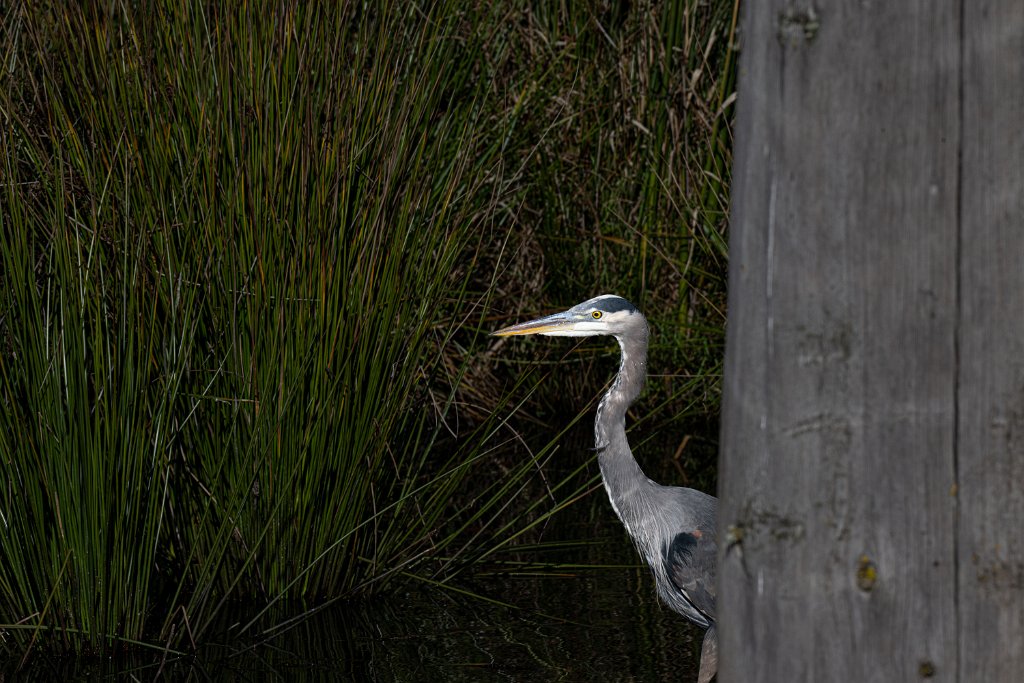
592, 310, 602, 319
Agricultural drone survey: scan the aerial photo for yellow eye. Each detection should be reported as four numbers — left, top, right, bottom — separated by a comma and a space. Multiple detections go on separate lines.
592, 310, 602, 319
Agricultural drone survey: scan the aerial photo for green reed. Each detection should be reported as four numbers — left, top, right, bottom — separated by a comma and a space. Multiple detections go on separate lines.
0, 0, 736, 658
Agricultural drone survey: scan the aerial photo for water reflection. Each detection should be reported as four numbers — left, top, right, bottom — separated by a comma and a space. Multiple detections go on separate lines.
16, 437, 712, 681
17, 523, 701, 681
204, 520, 701, 681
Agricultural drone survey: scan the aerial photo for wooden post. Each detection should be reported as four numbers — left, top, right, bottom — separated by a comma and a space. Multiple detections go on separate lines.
956, 4, 1024, 680
720, 2, 1024, 680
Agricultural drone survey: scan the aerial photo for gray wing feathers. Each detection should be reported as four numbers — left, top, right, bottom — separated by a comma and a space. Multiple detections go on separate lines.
664, 520, 717, 623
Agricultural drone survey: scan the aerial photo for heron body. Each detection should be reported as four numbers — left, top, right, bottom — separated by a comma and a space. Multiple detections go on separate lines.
494, 294, 718, 683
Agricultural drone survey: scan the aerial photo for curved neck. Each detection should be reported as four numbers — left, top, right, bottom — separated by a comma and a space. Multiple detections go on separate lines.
595, 330, 649, 449
595, 326, 651, 517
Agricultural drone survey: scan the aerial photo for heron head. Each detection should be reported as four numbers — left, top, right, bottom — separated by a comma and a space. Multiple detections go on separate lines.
492, 294, 644, 338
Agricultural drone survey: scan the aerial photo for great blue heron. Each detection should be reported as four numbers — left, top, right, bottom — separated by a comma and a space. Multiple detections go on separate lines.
494, 294, 717, 683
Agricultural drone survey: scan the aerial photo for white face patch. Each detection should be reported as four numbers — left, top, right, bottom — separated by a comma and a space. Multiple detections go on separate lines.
540, 320, 606, 336
494, 295, 639, 339
539, 310, 634, 336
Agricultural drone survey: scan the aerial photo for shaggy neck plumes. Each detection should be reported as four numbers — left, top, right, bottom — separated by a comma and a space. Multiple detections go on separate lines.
594, 322, 653, 532
594, 332, 648, 450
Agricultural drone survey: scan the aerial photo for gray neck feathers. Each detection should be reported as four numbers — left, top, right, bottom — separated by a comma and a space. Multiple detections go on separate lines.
595, 321, 653, 527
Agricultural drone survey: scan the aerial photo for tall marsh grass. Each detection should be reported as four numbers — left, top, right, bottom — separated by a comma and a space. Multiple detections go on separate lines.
0, 0, 736, 659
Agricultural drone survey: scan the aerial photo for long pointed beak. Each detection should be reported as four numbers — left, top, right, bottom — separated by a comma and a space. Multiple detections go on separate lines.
492, 311, 575, 337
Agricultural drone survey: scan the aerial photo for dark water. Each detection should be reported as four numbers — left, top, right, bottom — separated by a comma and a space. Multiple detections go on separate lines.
23, 524, 703, 681
20, 439, 711, 681
40, 539, 700, 682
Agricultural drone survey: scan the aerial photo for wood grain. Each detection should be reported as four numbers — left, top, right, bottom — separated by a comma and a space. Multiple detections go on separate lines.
720, 1, 972, 679
957, 3, 1024, 680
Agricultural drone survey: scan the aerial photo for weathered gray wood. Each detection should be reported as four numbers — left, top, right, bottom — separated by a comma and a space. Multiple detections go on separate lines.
720, 1, 968, 680
957, 3, 1024, 680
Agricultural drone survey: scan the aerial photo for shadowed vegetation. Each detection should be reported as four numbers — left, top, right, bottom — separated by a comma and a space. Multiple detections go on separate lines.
0, 0, 735, 660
